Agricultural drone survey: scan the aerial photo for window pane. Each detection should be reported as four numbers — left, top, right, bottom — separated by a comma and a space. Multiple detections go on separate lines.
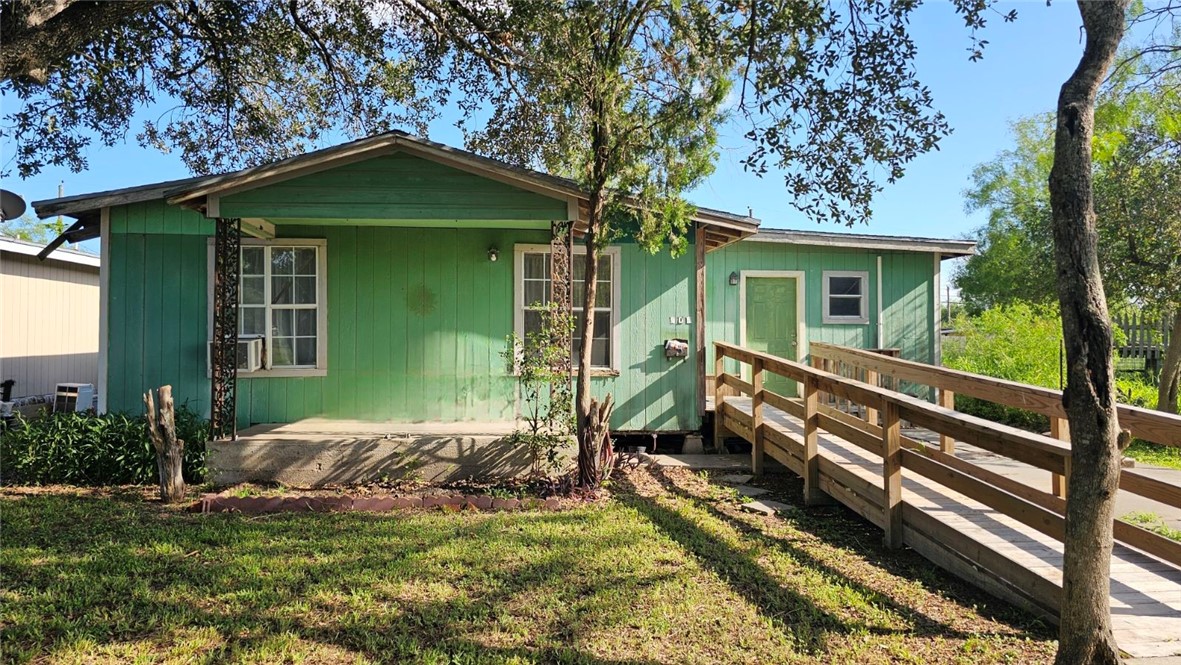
524, 253, 547, 279
242, 247, 265, 276
271, 248, 295, 275
590, 339, 610, 367
524, 309, 542, 338
239, 307, 265, 336
294, 248, 317, 275
273, 308, 294, 336
524, 280, 548, 308
572, 254, 586, 282
241, 276, 265, 305
593, 310, 611, 340
595, 280, 611, 307
598, 255, 611, 280
272, 276, 293, 304
271, 338, 295, 367
296, 309, 316, 336
294, 276, 317, 304
570, 310, 612, 368
829, 296, 862, 317
829, 276, 862, 296
295, 338, 317, 366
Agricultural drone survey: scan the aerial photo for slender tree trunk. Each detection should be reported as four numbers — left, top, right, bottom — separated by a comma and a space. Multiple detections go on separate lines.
576, 213, 603, 487
144, 385, 186, 504
1048, 2, 1130, 663
1156, 310, 1181, 414
575, 105, 610, 487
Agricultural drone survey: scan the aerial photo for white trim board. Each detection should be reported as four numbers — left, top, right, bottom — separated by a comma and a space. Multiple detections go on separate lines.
738, 270, 807, 375
821, 270, 871, 325
97, 207, 110, 413
933, 253, 942, 365
513, 243, 622, 373
205, 237, 329, 378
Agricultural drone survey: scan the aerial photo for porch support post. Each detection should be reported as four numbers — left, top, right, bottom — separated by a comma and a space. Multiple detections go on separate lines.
751, 357, 765, 476
211, 217, 242, 441
881, 397, 904, 549
695, 224, 707, 418
549, 220, 574, 403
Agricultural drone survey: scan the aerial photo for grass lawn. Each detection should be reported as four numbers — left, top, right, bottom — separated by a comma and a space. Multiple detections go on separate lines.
1125, 440, 1181, 471
2, 468, 1056, 664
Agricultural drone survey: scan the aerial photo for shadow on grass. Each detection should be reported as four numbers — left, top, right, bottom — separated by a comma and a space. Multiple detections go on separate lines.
614, 467, 1053, 651
1, 492, 717, 664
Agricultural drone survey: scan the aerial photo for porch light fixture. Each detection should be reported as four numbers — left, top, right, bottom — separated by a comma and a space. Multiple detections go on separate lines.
729, 271, 739, 286
488, 247, 499, 262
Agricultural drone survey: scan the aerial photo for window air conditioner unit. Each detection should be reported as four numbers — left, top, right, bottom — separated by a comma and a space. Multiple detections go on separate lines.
54, 383, 95, 413
207, 336, 265, 373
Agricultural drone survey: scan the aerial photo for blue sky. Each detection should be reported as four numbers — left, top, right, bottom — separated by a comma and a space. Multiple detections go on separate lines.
4, 1, 1090, 247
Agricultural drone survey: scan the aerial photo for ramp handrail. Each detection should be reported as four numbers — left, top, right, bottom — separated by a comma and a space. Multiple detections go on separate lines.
713, 340, 1181, 571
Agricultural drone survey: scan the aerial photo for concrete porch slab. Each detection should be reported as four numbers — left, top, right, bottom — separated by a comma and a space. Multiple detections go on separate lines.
209, 420, 572, 488
646, 454, 752, 471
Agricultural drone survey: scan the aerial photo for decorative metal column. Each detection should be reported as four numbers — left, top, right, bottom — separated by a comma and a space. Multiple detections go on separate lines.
550, 220, 575, 407
210, 217, 242, 440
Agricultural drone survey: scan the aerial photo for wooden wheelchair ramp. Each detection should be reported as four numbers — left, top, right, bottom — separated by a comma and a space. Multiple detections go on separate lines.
713, 342, 1181, 659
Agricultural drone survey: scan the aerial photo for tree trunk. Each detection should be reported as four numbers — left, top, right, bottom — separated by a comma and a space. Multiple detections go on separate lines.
1048, 2, 1130, 664
144, 385, 186, 504
0, 1, 153, 83
1156, 310, 1181, 414
575, 100, 613, 488
575, 202, 604, 488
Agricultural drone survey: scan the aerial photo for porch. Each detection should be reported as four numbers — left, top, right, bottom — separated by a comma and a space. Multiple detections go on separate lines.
206, 419, 549, 486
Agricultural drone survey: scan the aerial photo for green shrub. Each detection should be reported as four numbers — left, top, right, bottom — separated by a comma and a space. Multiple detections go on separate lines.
943, 303, 1063, 430
0, 406, 208, 486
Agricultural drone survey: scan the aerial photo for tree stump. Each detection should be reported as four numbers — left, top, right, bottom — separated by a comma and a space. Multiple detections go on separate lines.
144, 385, 185, 503
577, 394, 614, 488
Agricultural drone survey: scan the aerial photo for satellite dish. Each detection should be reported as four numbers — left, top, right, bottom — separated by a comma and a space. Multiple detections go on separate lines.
0, 189, 27, 221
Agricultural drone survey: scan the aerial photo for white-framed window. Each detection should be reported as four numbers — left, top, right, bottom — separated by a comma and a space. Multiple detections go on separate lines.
207, 238, 328, 377
822, 270, 869, 324
514, 244, 621, 373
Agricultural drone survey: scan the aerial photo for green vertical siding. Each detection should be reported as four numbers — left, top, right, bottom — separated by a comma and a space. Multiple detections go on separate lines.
220, 152, 568, 224
705, 241, 937, 388
105, 207, 700, 430
601, 243, 699, 431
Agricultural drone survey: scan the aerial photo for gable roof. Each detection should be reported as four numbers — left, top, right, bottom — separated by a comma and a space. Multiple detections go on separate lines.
746, 228, 976, 260
32, 131, 760, 251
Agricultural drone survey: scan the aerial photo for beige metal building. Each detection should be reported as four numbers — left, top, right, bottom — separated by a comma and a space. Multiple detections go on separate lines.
0, 238, 100, 400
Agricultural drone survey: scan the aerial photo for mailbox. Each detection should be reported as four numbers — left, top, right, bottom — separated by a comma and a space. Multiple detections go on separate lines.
664, 338, 689, 359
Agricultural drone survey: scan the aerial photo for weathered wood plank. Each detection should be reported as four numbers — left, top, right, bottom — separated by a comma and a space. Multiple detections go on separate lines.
752, 359, 765, 476
897, 400, 1070, 474
810, 341, 1181, 448
882, 399, 903, 549
1120, 469, 1181, 509
901, 449, 1065, 542
721, 372, 754, 396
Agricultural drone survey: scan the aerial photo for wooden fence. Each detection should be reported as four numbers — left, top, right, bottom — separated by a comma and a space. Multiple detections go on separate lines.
713, 340, 1181, 578
1114, 310, 1172, 378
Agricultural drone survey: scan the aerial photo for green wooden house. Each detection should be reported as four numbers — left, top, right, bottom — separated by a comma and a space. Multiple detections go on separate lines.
33, 132, 973, 484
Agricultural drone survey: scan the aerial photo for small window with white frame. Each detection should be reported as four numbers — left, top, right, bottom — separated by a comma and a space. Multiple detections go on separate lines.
823, 270, 869, 324
514, 244, 620, 372
208, 238, 328, 376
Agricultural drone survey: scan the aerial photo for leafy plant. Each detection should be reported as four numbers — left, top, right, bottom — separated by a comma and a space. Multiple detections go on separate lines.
0, 405, 208, 486
1122, 511, 1181, 543
502, 302, 575, 477
943, 303, 1064, 430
